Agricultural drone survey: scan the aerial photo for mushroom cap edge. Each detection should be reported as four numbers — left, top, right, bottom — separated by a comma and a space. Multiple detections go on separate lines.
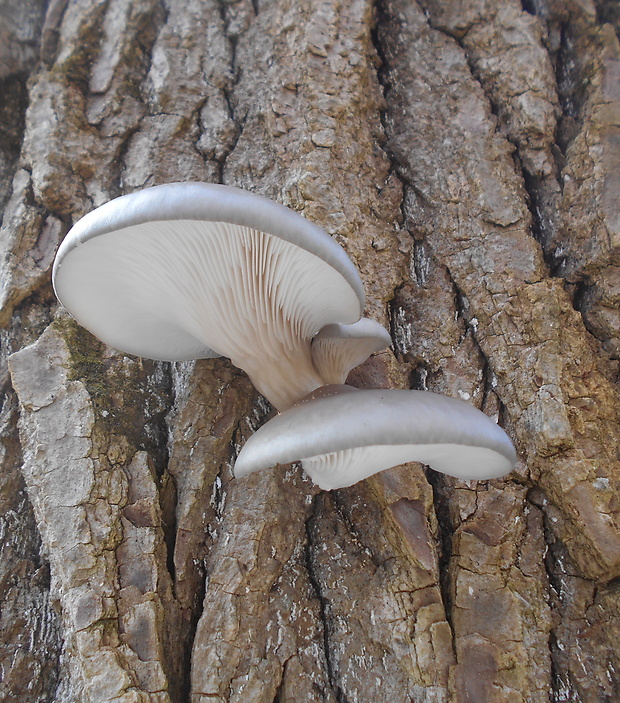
52, 182, 365, 309
234, 387, 517, 481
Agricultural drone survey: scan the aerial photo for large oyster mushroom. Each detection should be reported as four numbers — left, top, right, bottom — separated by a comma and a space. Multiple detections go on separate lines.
52, 182, 367, 410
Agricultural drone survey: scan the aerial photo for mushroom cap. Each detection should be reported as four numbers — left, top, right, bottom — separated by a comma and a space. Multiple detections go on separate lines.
52, 183, 365, 409
234, 385, 517, 489
311, 318, 392, 385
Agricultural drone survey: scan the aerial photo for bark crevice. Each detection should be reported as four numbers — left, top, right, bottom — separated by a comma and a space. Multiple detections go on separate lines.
304, 493, 349, 703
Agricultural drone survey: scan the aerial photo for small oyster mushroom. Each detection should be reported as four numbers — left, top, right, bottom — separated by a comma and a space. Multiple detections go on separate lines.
311, 318, 392, 385
52, 182, 365, 410
234, 385, 517, 490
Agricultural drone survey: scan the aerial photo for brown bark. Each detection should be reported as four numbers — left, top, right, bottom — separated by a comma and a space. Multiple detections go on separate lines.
0, 0, 618, 701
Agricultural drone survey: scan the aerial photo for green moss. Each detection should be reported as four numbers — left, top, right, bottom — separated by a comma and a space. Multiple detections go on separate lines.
53, 316, 134, 426
53, 317, 108, 396
51, 56, 92, 94
49, 8, 104, 94
53, 316, 172, 471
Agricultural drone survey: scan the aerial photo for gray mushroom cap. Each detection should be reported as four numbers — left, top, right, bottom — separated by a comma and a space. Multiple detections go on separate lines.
52, 182, 365, 410
234, 385, 517, 490
311, 318, 392, 385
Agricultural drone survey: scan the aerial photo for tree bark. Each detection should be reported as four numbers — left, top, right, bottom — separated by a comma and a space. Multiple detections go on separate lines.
0, 0, 618, 701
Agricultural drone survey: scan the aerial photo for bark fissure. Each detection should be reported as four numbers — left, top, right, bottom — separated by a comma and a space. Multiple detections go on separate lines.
0, 389, 63, 702
540, 501, 579, 703
554, 22, 584, 152
370, 0, 410, 226
0, 76, 29, 222
212, 0, 251, 184
304, 494, 349, 703
424, 470, 456, 649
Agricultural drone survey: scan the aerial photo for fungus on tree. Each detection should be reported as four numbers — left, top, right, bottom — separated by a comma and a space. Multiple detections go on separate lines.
53, 181, 517, 490
311, 318, 392, 385
234, 385, 517, 490
52, 182, 368, 410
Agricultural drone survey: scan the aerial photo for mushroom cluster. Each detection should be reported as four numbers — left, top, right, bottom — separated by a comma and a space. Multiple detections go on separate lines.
53, 182, 516, 490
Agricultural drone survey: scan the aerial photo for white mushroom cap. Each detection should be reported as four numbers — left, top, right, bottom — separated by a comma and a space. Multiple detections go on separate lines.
311, 318, 392, 385
234, 385, 517, 490
52, 182, 365, 410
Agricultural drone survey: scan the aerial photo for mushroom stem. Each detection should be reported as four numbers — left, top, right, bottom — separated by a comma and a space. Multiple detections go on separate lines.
238, 348, 325, 411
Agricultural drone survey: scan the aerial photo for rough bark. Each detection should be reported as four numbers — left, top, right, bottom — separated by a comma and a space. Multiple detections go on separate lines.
0, 0, 618, 702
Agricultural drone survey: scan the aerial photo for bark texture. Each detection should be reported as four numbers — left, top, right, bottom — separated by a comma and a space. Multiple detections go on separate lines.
0, 0, 618, 701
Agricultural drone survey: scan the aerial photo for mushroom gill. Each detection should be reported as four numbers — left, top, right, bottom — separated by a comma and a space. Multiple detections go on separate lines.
52, 183, 366, 410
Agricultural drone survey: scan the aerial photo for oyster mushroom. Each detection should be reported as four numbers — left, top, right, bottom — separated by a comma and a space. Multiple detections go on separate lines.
234, 385, 517, 490
52, 182, 366, 410
311, 318, 392, 385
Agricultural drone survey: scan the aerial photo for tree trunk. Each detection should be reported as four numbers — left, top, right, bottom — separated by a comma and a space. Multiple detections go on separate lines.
1, 0, 619, 701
